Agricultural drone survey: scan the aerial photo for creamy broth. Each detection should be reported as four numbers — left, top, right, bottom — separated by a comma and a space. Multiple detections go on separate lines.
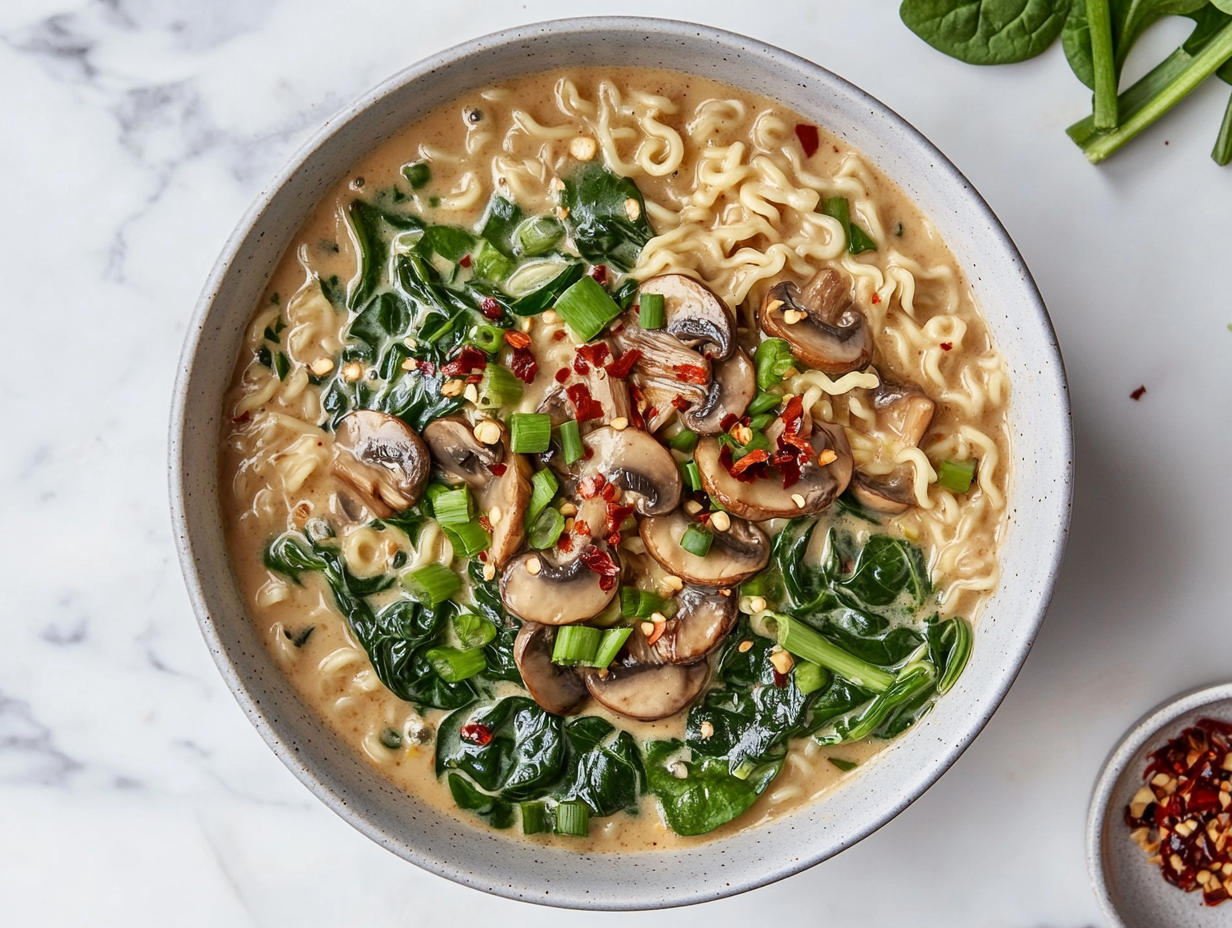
220, 68, 1010, 851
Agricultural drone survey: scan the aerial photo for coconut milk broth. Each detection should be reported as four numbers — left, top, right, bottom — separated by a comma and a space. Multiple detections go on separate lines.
221, 67, 1010, 851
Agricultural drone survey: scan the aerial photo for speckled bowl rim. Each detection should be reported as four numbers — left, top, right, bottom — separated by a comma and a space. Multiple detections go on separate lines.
169, 16, 1073, 910
1087, 682, 1232, 927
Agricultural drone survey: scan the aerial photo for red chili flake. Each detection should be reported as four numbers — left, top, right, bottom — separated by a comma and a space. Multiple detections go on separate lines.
554, 367, 571, 384
557, 533, 574, 553
643, 407, 657, 426
504, 330, 531, 349
771, 446, 802, 489
573, 519, 591, 537
1126, 717, 1232, 905
488, 462, 508, 477
771, 669, 788, 688
578, 474, 607, 499
477, 551, 488, 562
232, 411, 251, 424
601, 482, 617, 501
510, 347, 537, 384
583, 446, 594, 460
460, 723, 492, 746
871, 293, 882, 305
572, 353, 589, 375
795, 123, 820, 158
1131, 385, 1147, 401
599, 575, 617, 592
719, 413, 739, 432
566, 383, 604, 422
730, 448, 769, 477
780, 395, 805, 432
466, 373, 484, 384
479, 517, 493, 533
940, 342, 953, 352
695, 511, 711, 524
441, 345, 487, 376
418, 360, 436, 377
670, 394, 693, 412
674, 363, 709, 385
781, 431, 812, 455
459, 253, 473, 269
577, 343, 611, 368
579, 544, 620, 579
552, 330, 568, 341
589, 264, 608, 286
603, 348, 641, 380
628, 383, 648, 431
606, 501, 634, 538
480, 297, 503, 320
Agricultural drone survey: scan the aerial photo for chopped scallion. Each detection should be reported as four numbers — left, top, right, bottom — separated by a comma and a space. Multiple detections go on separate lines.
403, 564, 462, 605
554, 800, 590, 837
552, 625, 602, 666
681, 460, 702, 493
668, 428, 699, 453
476, 363, 524, 409
794, 661, 828, 696
440, 520, 490, 559
527, 507, 565, 550
620, 588, 674, 620
558, 418, 584, 465
431, 487, 474, 526
746, 392, 780, 416
680, 523, 713, 558
770, 612, 895, 693
425, 646, 486, 682
471, 324, 505, 354
592, 627, 633, 668
554, 275, 621, 342
936, 458, 976, 494
525, 469, 559, 526
474, 240, 515, 283
453, 612, 497, 649
515, 215, 565, 257
509, 413, 552, 453
639, 292, 665, 329
520, 801, 553, 835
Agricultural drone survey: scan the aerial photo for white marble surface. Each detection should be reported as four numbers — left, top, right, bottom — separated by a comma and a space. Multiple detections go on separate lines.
3, 1, 1230, 925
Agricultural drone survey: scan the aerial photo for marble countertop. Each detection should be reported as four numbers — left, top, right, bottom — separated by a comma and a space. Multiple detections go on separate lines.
3, 1, 1229, 925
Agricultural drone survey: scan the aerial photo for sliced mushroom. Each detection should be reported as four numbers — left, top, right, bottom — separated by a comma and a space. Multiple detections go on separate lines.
694, 420, 853, 520
500, 549, 619, 626
639, 510, 769, 585
638, 274, 735, 360
332, 410, 429, 517
583, 661, 708, 721
679, 349, 756, 435
423, 415, 530, 566
578, 426, 681, 516
514, 623, 589, 716
850, 381, 936, 514
759, 269, 872, 375
422, 415, 501, 490
653, 587, 738, 664
586, 365, 633, 424
536, 387, 574, 428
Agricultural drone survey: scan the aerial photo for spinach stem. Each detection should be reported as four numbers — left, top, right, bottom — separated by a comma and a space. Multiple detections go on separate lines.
1079, 21, 1232, 163
1086, 0, 1118, 130
1213, 88, 1232, 166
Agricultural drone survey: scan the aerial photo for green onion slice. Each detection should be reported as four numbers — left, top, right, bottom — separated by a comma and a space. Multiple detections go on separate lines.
431, 487, 474, 526
591, 627, 633, 668
476, 363, 524, 409
679, 523, 713, 558
936, 458, 976, 494
770, 612, 895, 693
425, 646, 486, 683
509, 413, 552, 453
554, 275, 621, 342
552, 625, 602, 666
525, 469, 559, 526
558, 419, 584, 465
520, 801, 553, 835
638, 292, 665, 329
403, 563, 462, 605
554, 800, 590, 837
527, 507, 565, 550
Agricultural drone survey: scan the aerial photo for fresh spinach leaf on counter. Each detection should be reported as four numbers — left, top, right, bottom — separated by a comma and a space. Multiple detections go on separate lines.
900, 0, 1071, 65
643, 740, 782, 837
559, 162, 655, 271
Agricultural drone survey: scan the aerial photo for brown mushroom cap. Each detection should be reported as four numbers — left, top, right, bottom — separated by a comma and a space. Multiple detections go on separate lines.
850, 382, 936, 515
514, 623, 589, 716
653, 587, 739, 664
499, 549, 619, 626
486, 452, 532, 567
583, 660, 709, 721
332, 410, 429, 517
679, 349, 756, 435
422, 415, 501, 490
758, 270, 872, 375
639, 510, 769, 586
638, 274, 735, 360
694, 421, 853, 521
579, 426, 681, 516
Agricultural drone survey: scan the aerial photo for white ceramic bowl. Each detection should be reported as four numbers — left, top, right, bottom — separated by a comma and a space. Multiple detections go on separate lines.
169, 17, 1072, 910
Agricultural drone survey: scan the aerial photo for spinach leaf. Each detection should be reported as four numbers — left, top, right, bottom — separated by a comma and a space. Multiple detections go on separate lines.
447, 773, 515, 829
508, 261, 585, 316
687, 620, 811, 772
478, 194, 525, 259
559, 163, 655, 271
348, 290, 412, 354
834, 534, 931, 609
900, 0, 1070, 65
823, 608, 924, 666
418, 224, 475, 263
467, 561, 523, 684
1063, 0, 1208, 88
264, 532, 329, 582
550, 716, 643, 817
436, 697, 565, 796
806, 675, 874, 735
345, 199, 423, 311
643, 740, 782, 837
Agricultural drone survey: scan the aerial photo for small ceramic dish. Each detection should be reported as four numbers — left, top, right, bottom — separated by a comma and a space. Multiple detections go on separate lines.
1088, 682, 1232, 928
170, 16, 1073, 909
